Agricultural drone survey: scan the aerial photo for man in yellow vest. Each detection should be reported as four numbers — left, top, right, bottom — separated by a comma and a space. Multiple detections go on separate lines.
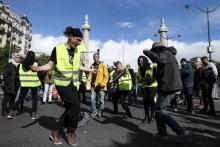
109, 61, 132, 118
31, 26, 94, 145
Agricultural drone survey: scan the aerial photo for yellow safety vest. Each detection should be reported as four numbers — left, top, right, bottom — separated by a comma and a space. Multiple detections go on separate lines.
19, 64, 41, 87
54, 43, 86, 86
118, 68, 132, 91
109, 70, 115, 80
137, 64, 157, 88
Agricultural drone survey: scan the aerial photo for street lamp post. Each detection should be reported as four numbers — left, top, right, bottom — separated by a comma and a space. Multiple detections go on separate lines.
185, 4, 220, 61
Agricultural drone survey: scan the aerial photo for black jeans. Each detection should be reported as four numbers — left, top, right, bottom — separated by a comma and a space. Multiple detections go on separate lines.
56, 83, 80, 133
12, 87, 38, 113
112, 90, 130, 113
155, 92, 184, 136
183, 87, 193, 112
78, 83, 86, 102
142, 87, 157, 118
201, 83, 215, 112
2, 93, 16, 114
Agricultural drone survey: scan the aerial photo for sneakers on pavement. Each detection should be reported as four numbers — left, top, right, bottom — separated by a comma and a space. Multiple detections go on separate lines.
66, 131, 77, 146
90, 111, 98, 118
154, 133, 169, 140
31, 112, 37, 120
7, 112, 16, 119
49, 131, 63, 145
177, 131, 190, 138
207, 111, 216, 115
48, 101, 53, 104
98, 111, 103, 118
41, 101, 46, 105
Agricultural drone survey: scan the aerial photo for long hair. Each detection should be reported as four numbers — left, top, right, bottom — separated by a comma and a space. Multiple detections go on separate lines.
137, 56, 149, 77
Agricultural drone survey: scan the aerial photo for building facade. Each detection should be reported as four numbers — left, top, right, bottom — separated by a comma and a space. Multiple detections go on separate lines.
0, 1, 32, 57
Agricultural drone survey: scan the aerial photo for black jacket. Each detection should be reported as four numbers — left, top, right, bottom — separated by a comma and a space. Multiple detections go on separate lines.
2, 63, 18, 94
128, 68, 136, 86
143, 46, 182, 94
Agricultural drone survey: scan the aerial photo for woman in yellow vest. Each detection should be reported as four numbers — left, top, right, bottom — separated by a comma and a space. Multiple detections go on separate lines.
109, 61, 132, 118
31, 26, 94, 145
137, 56, 157, 123
7, 51, 41, 120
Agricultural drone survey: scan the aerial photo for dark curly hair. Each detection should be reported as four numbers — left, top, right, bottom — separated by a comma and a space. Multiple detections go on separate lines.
63, 26, 83, 38
22, 51, 36, 70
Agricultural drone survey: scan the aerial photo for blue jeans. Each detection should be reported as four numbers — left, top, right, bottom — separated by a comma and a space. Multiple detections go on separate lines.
91, 89, 105, 112
155, 92, 184, 136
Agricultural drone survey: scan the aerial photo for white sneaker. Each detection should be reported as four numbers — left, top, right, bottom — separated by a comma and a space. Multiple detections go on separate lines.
90, 111, 98, 118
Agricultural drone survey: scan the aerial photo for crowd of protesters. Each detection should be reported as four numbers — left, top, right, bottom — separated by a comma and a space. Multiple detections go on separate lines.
1, 26, 219, 145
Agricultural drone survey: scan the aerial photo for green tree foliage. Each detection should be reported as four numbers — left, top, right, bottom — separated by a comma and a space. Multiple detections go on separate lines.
36, 53, 50, 65
0, 45, 20, 73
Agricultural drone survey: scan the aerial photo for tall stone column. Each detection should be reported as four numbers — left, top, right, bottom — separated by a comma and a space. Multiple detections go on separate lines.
158, 18, 168, 47
82, 14, 90, 66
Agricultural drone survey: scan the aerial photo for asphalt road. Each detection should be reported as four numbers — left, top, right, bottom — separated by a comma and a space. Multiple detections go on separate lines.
0, 88, 220, 147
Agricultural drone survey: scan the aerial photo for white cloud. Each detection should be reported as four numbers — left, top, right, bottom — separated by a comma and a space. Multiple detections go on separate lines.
116, 21, 135, 28
30, 34, 66, 55
30, 34, 220, 71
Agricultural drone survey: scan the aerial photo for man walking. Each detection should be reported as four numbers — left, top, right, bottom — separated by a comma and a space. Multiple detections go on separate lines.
143, 42, 187, 139
87, 53, 109, 118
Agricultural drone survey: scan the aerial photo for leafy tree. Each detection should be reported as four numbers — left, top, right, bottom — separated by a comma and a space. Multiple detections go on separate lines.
0, 45, 20, 73
36, 53, 50, 65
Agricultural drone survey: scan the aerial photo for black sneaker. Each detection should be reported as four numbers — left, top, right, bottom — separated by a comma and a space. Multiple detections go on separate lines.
47, 101, 53, 104
154, 133, 169, 140
31, 112, 37, 120
111, 110, 118, 114
7, 112, 16, 119
207, 111, 216, 115
41, 101, 46, 105
1, 112, 7, 117
126, 112, 132, 118
177, 131, 190, 138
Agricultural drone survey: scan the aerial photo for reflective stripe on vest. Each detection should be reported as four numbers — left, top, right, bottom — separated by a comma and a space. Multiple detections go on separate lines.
54, 43, 85, 86
19, 64, 41, 87
82, 72, 87, 82
118, 69, 132, 91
